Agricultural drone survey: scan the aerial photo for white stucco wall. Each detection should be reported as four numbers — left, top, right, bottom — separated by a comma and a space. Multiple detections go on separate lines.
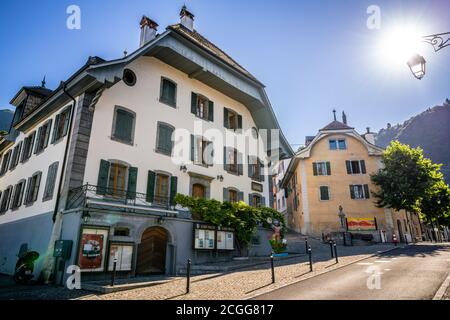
83, 56, 270, 202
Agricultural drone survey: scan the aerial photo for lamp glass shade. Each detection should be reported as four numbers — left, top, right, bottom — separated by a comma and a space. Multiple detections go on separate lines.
407, 54, 426, 79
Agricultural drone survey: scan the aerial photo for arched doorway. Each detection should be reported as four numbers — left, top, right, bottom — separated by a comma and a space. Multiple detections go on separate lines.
136, 227, 168, 275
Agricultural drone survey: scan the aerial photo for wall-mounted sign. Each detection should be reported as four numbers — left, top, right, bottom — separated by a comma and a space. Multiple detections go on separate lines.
251, 182, 263, 192
193, 224, 234, 251
108, 243, 133, 271
78, 227, 109, 272
347, 218, 377, 231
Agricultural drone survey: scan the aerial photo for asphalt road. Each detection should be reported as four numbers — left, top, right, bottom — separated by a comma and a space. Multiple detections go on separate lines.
253, 243, 450, 300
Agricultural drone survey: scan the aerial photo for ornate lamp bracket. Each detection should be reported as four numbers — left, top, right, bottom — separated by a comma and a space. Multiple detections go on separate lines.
422, 32, 450, 52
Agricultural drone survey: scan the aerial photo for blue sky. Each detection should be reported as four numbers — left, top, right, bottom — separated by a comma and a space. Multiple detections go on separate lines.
0, 0, 449, 146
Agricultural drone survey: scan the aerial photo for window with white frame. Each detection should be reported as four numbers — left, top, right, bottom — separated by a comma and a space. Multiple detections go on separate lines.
349, 184, 370, 199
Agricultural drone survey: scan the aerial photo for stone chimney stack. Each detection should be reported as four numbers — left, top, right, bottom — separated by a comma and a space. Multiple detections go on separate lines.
342, 111, 347, 125
180, 5, 195, 31
140, 16, 158, 47
364, 127, 376, 145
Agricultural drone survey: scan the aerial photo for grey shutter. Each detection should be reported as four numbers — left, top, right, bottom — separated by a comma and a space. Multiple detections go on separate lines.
146, 171, 156, 202
170, 176, 178, 206
34, 126, 43, 154
43, 162, 59, 201
261, 196, 266, 207
349, 185, 355, 199
97, 160, 110, 195
223, 108, 229, 128
313, 163, 318, 176
18, 181, 25, 208
223, 147, 228, 171
190, 135, 195, 162
320, 186, 329, 200
346, 161, 352, 174
237, 115, 243, 129
360, 160, 367, 174
248, 156, 253, 178
191, 92, 197, 114
62, 106, 72, 137
238, 191, 244, 202
259, 160, 265, 182
248, 194, 252, 206
223, 188, 229, 202
43, 119, 52, 149
326, 162, 331, 175
52, 114, 60, 143
32, 172, 42, 202
24, 177, 32, 204
237, 152, 243, 176
364, 184, 370, 199
206, 141, 214, 166
208, 100, 214, 121
127, 167, 138, 199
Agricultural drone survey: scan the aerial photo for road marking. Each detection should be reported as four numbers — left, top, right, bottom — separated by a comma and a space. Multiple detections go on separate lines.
374, 260, 391, 263
356, 262, 373, 265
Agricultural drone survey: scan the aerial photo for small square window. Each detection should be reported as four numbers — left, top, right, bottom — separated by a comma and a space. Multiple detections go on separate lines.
329, 140, 337, 150
338, 139, 347, 150
319, 186, 330, 201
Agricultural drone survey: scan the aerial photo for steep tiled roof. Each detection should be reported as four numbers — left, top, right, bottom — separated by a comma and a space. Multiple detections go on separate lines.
168, 24, 260, 83
23, 86, 53, 97
320, 120, 354, 131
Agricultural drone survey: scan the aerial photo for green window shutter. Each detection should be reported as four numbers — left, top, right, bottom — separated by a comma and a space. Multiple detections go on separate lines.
259, 161, 265, 182
238, 191, 244, 202
52, 114, 60, 143
127, 167, 138, 199
313, 163, 318, 176
237, 115, 243, 129
326, 162, 331, 175
364, 184, 370, 199
43, 119, 52, 149
237, 152, 243, 175
97, 160, 110, 195
146, 170, 156, 202
169, 176, 178, 206
360, 160, 367, 174
158, 124, 173, 154
115, 109, 133, 142
191, 92, 197, 114
346, 161, 352, 174
248, 156, 253, 178
223, 147, 228, 171
223, 108, 229, 128
190, 134, 195, 162
320, 186, 329, 200
223, 188, 229, 202
208, 100, 214, 121
349, 185, 355, 199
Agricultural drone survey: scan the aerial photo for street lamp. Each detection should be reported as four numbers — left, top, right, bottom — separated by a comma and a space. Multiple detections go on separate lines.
407, 54, 426, 80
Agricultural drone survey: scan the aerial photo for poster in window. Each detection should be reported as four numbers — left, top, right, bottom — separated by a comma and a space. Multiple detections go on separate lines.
78, 228, 109, 272
217, 231, 234, 250
194, 228, 216, 249
108, 243, 133, 271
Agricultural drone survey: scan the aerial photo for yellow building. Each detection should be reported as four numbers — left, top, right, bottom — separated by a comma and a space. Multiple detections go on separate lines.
281, 114, 422, 243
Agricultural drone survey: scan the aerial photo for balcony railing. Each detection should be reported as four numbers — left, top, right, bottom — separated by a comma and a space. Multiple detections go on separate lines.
66, 184, 171, 211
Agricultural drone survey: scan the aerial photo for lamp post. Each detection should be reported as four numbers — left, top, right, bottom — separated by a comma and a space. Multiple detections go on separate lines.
407, 32, 449, 79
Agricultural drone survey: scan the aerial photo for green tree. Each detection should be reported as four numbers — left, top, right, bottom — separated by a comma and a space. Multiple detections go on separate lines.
371, 141, 443, 212
419, 180, 450, 227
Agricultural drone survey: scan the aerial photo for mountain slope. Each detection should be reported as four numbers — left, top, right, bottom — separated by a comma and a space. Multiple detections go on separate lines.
0, 109, 13, 132
375, 99, 450, 183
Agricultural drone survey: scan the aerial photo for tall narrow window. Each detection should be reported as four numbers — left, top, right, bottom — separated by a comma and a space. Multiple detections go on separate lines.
191, 93, 214, 121
191, 135, 213, 166
35, 119, 52, 154
224, 147, 240, 174
160, 78, 177, 107
0, 186, 13, 213
11, 180, 26, 209
43, 162, 59, 201
154, 173, 170, 205
112, 107, 135, 145
25, 172, 42, 205
156, 122, 174, 155
52, 106, 71, 143
108, 162, 128, 197
21, 132, 36, 162
9, 142, 22, 170
319, 186, 330, 201
0, 150, 11, 175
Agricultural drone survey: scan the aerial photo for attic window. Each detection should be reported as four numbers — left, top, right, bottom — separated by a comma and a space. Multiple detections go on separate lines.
123, 69, 137, 87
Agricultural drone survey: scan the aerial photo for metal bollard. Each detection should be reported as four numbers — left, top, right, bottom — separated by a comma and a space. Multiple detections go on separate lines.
305, 237, 308, 254
329, 240, 334, 258
333, 242, 338, 263
404, 235, 408, 245
186, 259, 191, 294
270, 254, 275, 283
308, 246, 313, 272
111, 259, 117, 287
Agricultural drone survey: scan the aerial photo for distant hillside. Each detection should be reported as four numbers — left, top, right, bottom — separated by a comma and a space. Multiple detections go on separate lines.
0, 109, 13, 132
375, 99, 450, 183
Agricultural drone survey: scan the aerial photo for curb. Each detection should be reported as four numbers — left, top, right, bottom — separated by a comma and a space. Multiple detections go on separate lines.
246, 245, 405, 300
433, 272, 450, 300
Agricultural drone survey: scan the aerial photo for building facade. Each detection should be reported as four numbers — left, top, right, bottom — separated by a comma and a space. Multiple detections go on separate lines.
0, 7, 292, 281
272, 159, 290, 220
281, 114, 422, 243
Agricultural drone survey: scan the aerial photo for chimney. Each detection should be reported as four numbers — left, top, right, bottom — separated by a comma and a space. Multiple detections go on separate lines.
140, 16, 158, 47
364, 127, 376, 145
180, 5, 195, 31
342, 111, 347, 125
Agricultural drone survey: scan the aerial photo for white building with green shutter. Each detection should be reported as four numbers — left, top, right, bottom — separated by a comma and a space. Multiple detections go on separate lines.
0, 6, 292, 281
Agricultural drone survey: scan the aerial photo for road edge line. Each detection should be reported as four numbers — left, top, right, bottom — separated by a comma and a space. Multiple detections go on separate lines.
246, 245, 405, 300
432, 272, 450, 300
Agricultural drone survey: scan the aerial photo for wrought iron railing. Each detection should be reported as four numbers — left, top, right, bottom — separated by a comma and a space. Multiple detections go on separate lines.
66, 184, 171, 211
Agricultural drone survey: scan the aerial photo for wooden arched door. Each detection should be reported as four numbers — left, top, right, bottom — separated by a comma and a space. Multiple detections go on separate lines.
136, 227, 168, 275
